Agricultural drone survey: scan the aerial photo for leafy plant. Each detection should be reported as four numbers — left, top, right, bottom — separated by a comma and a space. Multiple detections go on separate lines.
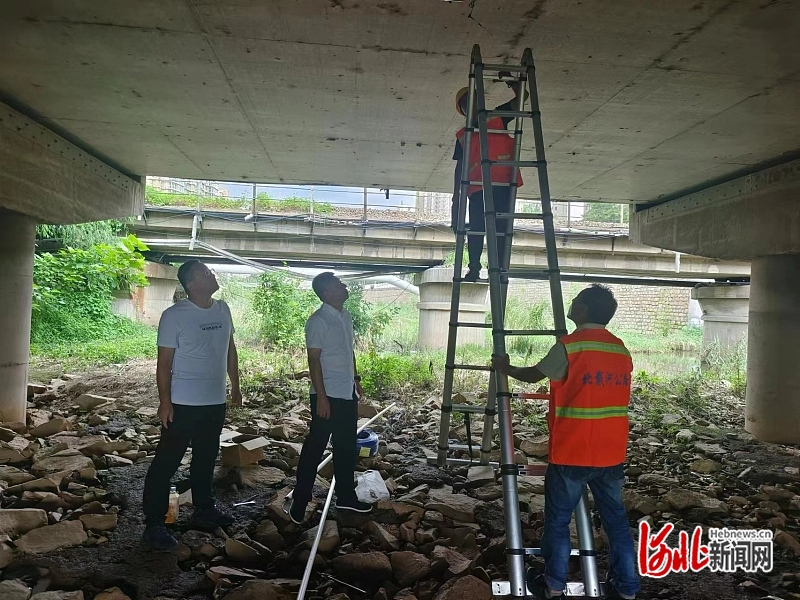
251, 272, 319, 350
36, 220, 127, 249
31, 235, 149, 345
356, 351, 436, 398
584, 202, 628, 224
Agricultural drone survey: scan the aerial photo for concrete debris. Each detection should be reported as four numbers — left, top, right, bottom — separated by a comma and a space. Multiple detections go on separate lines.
301, 519, 340, 553
0, 509, 49, 536
79, 513, 118, 532
331, 551, 393, 582
74, 393, 115, 412
15, 520, 88, 553
433, 575, 491, 600
224, 580, 292, 600
0, 579, 32, 600
30, 416, 72, 438
0, 364, 796, 600
390, 551, 432, 587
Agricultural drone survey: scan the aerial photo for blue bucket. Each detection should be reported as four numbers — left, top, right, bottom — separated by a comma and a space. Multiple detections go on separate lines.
357, 428, 379, 458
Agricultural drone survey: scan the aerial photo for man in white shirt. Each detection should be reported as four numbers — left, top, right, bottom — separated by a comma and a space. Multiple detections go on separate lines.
142, 260, 242, 551
289, 272, 372, 523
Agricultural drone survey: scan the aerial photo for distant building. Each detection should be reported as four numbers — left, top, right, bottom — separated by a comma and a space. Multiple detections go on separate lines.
416, 191, 450, 216
147, 176, 225, 197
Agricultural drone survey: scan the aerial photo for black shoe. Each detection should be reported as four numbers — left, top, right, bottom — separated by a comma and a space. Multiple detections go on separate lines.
289, 499, 307, 525
464, 267, 481, 282
335, 497, 373, 513
192, 505, 235, 529
605, 577, 636, 600
527, 571, 562, 600
142, 525, 178, 551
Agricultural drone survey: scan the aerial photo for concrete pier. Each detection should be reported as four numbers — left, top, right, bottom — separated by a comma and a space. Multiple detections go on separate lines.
691, 284, 750, 350
417, 267, 488, 350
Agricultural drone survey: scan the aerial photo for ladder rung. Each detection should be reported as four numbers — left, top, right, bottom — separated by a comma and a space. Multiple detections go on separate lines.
451, 403, 490, 414
488, 160, 542, 168
486, 110, 535, 119
467, 181, 513, 187
456, 231, 507, 237
449, 443, 483, 451
515, 392, 551, 400
482, 63, 527, 73
451, 364, 492, 372
451, 322, 492, 329
519, 464, 548, 476
495, 212, 544, 220
504, 269, 553, 279
523, 548, 581, 557
504, 329, 560, 336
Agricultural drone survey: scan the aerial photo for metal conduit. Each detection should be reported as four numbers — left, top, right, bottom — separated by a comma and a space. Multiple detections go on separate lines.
296, 402, 398, 600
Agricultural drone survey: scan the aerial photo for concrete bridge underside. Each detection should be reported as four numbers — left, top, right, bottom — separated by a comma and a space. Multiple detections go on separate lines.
0, 0, 799, 441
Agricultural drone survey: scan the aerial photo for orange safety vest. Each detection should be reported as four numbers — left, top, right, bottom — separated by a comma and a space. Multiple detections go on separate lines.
456, 117, 523, 197
548, 328, 633, 467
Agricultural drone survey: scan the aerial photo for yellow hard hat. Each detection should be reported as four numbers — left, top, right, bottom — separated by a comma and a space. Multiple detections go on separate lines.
455, 87, 469, 116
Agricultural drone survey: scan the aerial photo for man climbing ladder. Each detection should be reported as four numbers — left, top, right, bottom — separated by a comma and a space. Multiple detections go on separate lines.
451, 77, 524, 282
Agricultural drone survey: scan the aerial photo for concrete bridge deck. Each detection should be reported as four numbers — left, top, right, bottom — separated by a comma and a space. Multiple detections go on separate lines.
133, 205, 750, 281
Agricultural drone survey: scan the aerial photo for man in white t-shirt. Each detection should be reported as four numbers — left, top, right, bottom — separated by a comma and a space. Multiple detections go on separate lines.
142, 260, 242, 551
289, 272, 373, 523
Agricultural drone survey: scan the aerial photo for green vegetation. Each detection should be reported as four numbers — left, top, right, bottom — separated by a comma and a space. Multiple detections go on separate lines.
145, 187, 334, 214
36, 220, 127, 249
250, 271, 395, 350
584, 202, 629, 224
356, 352, 436, 399
30, 234, 156, 366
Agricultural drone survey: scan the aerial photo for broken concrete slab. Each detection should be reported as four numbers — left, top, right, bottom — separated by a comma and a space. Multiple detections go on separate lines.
425, 486, 481, 522
15, 520, 88, 553
30, 417, 72, 438
332, 551, 393, 582
301, 520, 339, 553
79, 513, 118, 532
235, 465, 286, 488
75, 394, 115, 412
390, 551, 431, 587
0, 579, 32, 600
0, 508, 48, 536
31, 452, 94, 478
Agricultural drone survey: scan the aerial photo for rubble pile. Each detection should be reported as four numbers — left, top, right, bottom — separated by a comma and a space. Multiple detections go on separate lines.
0, 369, 798, 600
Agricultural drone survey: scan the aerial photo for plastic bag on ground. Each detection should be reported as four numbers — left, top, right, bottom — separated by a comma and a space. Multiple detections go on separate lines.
355, 469, 390, 504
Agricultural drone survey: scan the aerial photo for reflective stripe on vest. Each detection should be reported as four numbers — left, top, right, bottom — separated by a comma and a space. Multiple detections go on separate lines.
564, 341, 631, 357
548, 328, 632, 467
554, 405, 629, 419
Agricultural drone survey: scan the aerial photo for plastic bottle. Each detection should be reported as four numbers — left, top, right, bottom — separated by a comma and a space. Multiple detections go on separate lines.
166, 486, 179, 524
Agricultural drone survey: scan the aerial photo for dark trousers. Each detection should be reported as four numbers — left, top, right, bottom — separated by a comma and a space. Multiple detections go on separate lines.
466, 186, 512, 271
294, 394, 358, 505
142, 403, 227, 526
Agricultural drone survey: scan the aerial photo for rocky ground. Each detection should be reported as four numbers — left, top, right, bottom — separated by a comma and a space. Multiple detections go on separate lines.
1, 360, 798, 600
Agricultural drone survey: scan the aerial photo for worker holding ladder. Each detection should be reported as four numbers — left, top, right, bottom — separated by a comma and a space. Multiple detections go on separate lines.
493, 285, 640, 600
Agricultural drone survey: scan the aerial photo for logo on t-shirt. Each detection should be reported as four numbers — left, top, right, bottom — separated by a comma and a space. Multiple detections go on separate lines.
200, 322, 224, 332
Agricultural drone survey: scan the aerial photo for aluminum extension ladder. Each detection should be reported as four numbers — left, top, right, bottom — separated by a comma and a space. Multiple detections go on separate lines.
434, 45, 605, 598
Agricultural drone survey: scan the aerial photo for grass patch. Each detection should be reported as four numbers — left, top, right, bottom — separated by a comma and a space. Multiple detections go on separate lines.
356, 351, 437, 399
31, 319, 157, 367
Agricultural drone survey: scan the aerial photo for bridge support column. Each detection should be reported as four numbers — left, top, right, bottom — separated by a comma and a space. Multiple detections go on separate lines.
0, 211, 36, 424
745, 254, 800, 444
691, 284, 749, 350
417, 267, 488, 350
